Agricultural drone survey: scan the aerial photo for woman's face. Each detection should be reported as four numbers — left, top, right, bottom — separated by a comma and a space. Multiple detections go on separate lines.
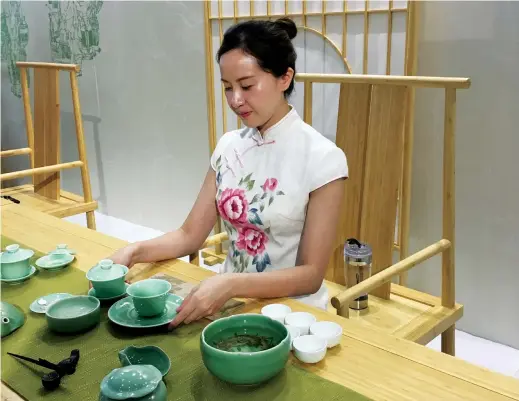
219, 49, 293, 131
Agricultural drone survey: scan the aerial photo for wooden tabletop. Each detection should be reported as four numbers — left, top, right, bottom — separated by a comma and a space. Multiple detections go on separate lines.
2, 205, 519, 401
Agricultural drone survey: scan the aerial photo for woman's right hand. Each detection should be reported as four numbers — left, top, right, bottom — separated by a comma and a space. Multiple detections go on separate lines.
108, 243, 139, 269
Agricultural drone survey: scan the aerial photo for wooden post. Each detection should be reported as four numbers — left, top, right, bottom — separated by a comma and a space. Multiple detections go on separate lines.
304, 81, 313, 124
399, 0, 420, 285
33, 68, 60, 200
442, 87, 456, 356
70, 71, 96, 230
19, 67, 34, 177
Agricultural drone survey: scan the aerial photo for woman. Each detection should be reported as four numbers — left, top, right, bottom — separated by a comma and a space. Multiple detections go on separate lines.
108, 17, 348, 328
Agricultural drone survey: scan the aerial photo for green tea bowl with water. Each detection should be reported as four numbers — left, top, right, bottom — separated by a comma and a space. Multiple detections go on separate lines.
46, 295, 101, 334
200, 313, 291, 386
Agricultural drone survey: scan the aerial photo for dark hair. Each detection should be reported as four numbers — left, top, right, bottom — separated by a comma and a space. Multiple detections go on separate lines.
217, 17, 298, 97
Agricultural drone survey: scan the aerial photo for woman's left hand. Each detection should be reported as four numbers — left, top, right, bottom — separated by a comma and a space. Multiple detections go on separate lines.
168, 274, 235, 329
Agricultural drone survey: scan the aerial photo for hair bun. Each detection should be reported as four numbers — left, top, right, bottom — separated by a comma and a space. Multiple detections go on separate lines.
275, 17, 297, 40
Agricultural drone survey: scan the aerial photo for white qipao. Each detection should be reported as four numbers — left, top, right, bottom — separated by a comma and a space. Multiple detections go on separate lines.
210, 107, 348, 309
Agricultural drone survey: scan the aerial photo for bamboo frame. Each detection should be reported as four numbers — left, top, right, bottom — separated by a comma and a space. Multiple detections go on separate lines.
0, 62, 98, 230
208, 8, 408, 20
203, 0, 417, 269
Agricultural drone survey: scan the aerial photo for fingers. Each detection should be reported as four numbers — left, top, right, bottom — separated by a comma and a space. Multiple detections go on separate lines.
169, 295, 197, 329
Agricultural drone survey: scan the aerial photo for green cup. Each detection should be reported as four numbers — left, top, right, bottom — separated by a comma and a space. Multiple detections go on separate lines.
126, 279, 172, 317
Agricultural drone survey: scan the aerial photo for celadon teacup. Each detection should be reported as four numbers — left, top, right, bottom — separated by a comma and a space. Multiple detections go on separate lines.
126, 279, 172, 317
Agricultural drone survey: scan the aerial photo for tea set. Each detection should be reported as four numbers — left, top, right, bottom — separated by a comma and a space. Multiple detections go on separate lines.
1, 242, 344, 395
0, 243, 75, 285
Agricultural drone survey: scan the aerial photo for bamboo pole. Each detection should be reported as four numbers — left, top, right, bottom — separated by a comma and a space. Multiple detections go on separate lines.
342, 0, 347, 57
295, 73, 470, 88
218, 0, 227, 137
205, 0, 223, 256
331, 239, 451, 316
0, 161, 83, 182
204, 1, 217, 154
0, 148, 32, 158
363, 0, 369, 74
19, 67, 34, 176
441, 87, 456, 355
386, 1, 393, 75
70, 71, 96, 230
16, 61, 80, 72
399, 0, 420, 285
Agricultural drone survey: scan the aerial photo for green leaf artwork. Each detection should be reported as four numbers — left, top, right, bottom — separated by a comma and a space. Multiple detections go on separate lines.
46, 0, 103, 76
1, 1, 29, 98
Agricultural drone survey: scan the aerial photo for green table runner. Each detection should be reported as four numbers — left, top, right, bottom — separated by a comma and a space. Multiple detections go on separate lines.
1, 237, 371, 400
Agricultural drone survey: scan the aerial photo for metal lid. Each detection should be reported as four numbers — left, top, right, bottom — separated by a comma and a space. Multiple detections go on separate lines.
86, 259, 128, 282
344, 238, 372, 264
0, 244, 34, 264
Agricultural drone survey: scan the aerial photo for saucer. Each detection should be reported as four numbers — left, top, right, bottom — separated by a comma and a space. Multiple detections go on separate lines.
108, 293, 183, 328
1, 265, 37, 284
35, 254, 75, 270
30, 293, 73, 313
88, 283, 129, 301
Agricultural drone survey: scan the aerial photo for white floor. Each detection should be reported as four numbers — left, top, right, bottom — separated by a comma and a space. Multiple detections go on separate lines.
66, 211, 519, 380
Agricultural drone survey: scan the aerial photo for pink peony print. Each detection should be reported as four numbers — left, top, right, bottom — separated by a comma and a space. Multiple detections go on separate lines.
217, 188, 249, 225
262, 178, 278, 192
236, 224, 269, 257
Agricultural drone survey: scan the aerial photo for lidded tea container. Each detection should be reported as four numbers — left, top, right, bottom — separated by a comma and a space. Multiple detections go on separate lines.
343, 238, 372, 310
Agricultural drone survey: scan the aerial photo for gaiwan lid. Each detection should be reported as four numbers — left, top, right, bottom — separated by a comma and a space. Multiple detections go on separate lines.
100, 364, 162, 400
86, 259, 128, 282
0, 244, 34, 264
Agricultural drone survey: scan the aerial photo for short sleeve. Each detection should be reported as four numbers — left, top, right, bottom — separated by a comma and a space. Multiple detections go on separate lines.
309, 145, 348, 192
210, 131, 238, 171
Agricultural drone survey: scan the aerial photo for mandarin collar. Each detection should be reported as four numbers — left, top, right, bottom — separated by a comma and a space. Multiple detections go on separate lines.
252, 105, 300, 142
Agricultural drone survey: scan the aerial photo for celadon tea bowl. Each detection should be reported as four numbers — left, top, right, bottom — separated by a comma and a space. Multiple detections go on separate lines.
46, 295, 100, 334
0, 244, 34, 280
200, 313, 291, 386
86, 259, 128, 298
118, 345, 171, 377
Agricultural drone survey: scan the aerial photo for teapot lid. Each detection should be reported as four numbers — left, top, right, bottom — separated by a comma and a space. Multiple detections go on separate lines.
86, 259, 128, 282
0, 244, 34, 264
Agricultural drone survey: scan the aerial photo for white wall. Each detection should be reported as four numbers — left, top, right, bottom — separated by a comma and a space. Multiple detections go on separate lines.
1, 1, 210, 232
408, 1, 519, 349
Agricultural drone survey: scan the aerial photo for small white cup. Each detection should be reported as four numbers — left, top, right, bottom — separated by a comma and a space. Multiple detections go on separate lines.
310, 321, 343, 348
293, 335, 327, 364
284, 312, 316, 335
261, 303, 292, 324
285, 324, 301, 350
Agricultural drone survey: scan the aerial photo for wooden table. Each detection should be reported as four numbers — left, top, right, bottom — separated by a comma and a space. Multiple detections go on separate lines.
2, 205, 519, 401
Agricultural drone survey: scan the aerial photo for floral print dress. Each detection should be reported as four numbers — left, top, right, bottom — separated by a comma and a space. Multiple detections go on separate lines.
211, 107, 348, 309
